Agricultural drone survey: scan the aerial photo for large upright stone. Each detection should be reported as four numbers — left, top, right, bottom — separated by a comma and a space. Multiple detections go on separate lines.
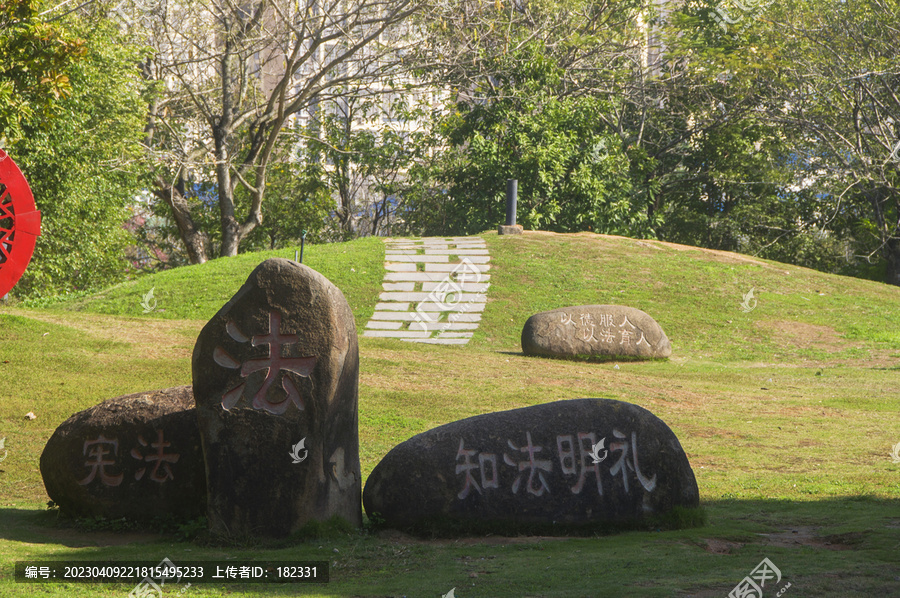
193, 258, 361, 537
363, 399, 698, 533
40, 386, 205, 521
522, 305, 671, 360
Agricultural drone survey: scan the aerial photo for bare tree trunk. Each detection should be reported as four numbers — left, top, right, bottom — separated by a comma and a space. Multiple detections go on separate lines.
371, 198, 386, 236
866, 187, 900, 286
337, 113, 355, 235
884, 238, 900, 287
216, 153, 242, 257
337, 184, 354, 234
153, 177, 209, 264
142, 0, 422, 255
220, 214, 241, 256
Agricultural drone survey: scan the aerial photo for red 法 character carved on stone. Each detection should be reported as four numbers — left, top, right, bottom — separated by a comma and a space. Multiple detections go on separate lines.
214, 310, 317, 414
131, 429, 180, 482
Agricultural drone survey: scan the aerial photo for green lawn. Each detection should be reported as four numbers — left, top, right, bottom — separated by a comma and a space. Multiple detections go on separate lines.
32, 236, 385, 329
1, 231, 898, 597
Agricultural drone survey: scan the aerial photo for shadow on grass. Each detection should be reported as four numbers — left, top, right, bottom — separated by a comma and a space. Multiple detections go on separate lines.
367, 506, 706, 539
0, 507, 358, 549
4, 496, 896, 548
0, 507, 168, 548
1, 498, 898, 596
496, 350, 669, 364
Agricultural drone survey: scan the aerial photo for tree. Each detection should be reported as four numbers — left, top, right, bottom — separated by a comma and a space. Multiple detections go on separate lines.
406, 0, 803, 242
243, 160, 334, 250
134, 0, 421, 263
403, 0, 661, 235
6, 12, 150, 298
304, 93, 372, 238
301, 90, 436, 237
356, 96, 437, 236
428, 42, 644, 235
408, 0, 855, 277
0, 0, 83, 145
760, 0, 900, 285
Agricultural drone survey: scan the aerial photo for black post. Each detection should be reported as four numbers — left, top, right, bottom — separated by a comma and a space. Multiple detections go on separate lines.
299, 230, 307, 264
505, 179, 518, 226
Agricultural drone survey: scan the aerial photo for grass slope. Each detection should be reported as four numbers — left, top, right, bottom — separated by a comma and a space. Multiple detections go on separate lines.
1, 231, 898, 597
46, 236, 385, 330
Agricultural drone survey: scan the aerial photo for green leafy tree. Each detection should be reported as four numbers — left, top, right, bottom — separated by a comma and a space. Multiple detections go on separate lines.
7, 14, 149, 298
406, 0, 788, 240
405, 0, 656, 236
760, 0, 900, 285
243, 161, 334, 250
429, 43, 644, 235
301, 91, 437, 237
645, 2, 855, 273
650, 0, 900, 283
0, 0, 83, 145
408, 0, 854, 280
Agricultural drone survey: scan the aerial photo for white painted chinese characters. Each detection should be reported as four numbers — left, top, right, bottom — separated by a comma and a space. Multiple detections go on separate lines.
560, 312, 652, 349
455, 429, 657, 500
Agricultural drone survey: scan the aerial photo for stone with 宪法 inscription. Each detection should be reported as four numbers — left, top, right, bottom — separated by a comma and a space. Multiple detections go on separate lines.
39, 386, 205, 521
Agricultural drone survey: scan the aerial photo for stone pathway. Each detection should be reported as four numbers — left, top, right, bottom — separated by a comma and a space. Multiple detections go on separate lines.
363, 237, 490, 345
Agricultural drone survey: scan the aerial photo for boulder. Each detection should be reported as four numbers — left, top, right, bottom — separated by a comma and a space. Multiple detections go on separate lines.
193, 258, 361, 537
363, 398, 698, 533
39, 386, 205, 521
522, 305, 671, 360
498, 225, 524, 235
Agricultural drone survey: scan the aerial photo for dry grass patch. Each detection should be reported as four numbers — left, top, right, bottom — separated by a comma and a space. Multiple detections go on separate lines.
6, 308, 201, 360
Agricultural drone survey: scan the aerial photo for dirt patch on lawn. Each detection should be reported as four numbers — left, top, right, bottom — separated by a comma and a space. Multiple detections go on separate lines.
760, 527, 863, 550
701, 526, 862, 556
754, 320, 850, 353
703, 538, 744, 554
6, 308, 201, 360
375, 529, 571, 546
751, 320, 900, 368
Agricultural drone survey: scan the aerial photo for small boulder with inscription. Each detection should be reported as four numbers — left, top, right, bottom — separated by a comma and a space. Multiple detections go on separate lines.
193, 258, 361, 537
522, 305, 671, 360
363, 398, 698, 533
39, 386, 205, 521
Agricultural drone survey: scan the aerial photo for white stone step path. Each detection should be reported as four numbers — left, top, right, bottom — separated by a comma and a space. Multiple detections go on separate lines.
363, 237, 490, 345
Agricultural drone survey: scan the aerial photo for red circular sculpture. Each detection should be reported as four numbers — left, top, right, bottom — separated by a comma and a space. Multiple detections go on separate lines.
0, 149, 42, 298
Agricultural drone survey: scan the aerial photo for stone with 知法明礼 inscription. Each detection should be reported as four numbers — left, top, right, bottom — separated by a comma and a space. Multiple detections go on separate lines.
363, 398, 698, 534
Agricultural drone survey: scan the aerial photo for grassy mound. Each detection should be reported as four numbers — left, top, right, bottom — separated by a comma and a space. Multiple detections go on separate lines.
46, 236, 385, 329
1, 230, 898, 597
